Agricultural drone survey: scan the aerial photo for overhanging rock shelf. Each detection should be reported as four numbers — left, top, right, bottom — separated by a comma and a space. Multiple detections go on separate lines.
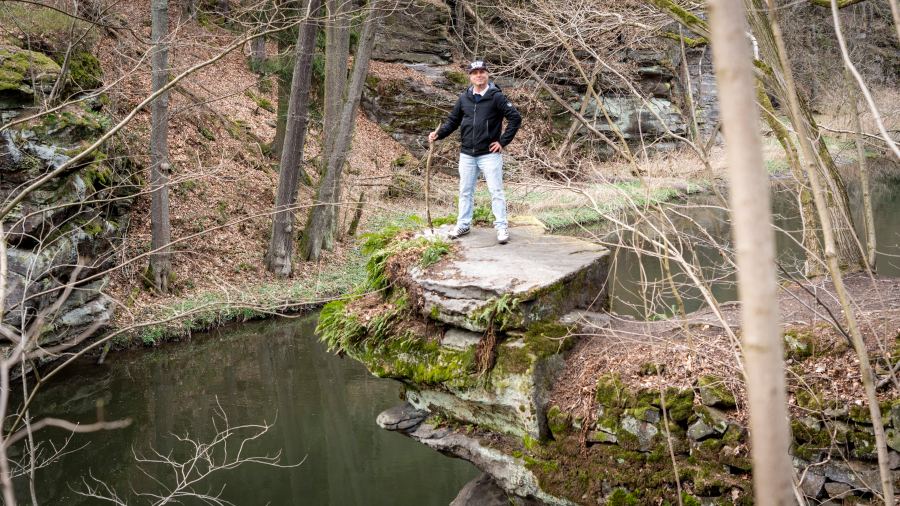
320, 222, 610, 438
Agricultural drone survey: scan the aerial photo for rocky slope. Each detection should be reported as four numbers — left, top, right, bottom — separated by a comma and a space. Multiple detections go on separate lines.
1, 44, 133, 351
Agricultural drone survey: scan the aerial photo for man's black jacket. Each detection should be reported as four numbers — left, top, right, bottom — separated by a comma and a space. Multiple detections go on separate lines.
435, 82, 521, 156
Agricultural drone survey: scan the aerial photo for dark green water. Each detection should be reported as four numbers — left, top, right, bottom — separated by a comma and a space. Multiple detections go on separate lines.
14, 316, 477, 505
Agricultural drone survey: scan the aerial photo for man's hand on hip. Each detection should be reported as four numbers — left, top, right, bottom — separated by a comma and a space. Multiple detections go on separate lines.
489, 142, 503, 153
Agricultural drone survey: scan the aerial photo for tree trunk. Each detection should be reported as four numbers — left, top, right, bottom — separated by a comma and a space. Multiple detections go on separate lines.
323, 0, 350, 162
272, 36, 292, 157
250, 36, 267, 74
265, 0, 322, 277
846, 72, 876, 270
745, 0, 863, 271
319, 0, 352, 251
300, 0, 382, 261
707, 0, 794, 503
150, 0, 172, 294
346, 191, 365, 237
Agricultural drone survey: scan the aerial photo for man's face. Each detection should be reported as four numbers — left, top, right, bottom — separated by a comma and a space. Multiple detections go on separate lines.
469, 69, 488, 88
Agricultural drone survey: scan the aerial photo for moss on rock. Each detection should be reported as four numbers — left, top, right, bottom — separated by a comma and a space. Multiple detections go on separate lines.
0, 45, 60, 105
697, 375, 736, 409
66, 51, 102, 91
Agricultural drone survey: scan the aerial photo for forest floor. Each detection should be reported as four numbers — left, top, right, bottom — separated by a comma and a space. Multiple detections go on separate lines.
551, 274, 900, 425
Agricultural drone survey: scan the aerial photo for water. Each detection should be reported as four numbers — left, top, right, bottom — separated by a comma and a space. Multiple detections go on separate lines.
13, 316, 477, 505
589, 166, 900, 318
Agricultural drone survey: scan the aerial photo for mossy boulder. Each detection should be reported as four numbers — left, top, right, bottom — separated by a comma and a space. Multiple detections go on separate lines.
697, 375, 736, 409
547, 405, 572, 439
361, 76, 453, 156
0, 45, 60, 107
319, 279, 577, 439
66, 51, 103, 91
784, 328, 816, 361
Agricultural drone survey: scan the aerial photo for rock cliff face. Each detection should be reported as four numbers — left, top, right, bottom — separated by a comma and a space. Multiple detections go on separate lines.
1, 45, 134, 350
364, 3, 719, 159
372, 0, 453, 64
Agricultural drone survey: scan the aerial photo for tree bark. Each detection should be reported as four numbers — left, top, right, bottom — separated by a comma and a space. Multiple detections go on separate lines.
265, 0, 322, 276
319, 0, 352, 250
250, 36, 267, 73
745, 0, 863, 271
323, 0, 350, 163
300, 0, 382, 261
150, 0, 173, 294
707, 0, 794, 504
272, 35, 291, 157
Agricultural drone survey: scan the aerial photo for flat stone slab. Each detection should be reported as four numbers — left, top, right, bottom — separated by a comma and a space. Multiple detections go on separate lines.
441, 328, 482, 351
414, 224, 609, 331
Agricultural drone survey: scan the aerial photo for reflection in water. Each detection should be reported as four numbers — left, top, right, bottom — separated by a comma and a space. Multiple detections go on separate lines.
564, 170, 900, 318
15, 316, 477, 505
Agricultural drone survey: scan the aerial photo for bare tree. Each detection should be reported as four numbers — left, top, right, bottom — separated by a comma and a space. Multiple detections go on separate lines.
78, 401, 296, 505
320, 0, 351, 249
149, 0, 173, 294
648, 0, 866, 274
265, 0, 322, 276
763, 0, 895, 500
299, 0, 382, 261
250, 35, 267, 73
707, 0, 794, 503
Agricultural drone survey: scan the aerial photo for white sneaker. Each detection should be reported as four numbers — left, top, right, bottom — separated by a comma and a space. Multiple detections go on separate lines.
448, 225, 470, 239
497, 228, 509, 244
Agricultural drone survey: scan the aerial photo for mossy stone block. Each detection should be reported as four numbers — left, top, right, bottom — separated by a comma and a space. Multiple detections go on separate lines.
697, 375, 736, 409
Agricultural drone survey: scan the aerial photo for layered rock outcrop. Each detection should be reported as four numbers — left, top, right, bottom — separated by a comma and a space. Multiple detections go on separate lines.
1, 45, 133, 349
319, 222, 610, 440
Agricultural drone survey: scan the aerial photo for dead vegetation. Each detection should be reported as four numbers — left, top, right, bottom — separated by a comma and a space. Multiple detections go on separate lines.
551, 274, 900, 427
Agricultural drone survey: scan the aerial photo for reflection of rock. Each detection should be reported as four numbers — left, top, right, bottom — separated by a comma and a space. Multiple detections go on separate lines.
372, 0, 452, 64
451, 472, 546, 506
406, 422, 575, 506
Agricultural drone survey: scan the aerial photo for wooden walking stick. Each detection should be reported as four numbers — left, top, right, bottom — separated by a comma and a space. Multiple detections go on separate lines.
425, 137, 435, 233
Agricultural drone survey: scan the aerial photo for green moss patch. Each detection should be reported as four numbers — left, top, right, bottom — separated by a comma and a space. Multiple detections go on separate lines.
66, 51, 102, 91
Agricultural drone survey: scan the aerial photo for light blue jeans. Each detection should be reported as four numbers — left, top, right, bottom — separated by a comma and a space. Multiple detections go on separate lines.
457, 152, 507, 230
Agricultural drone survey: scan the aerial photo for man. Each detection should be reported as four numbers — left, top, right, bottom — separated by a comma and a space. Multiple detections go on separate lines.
428, 60, 521, 244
